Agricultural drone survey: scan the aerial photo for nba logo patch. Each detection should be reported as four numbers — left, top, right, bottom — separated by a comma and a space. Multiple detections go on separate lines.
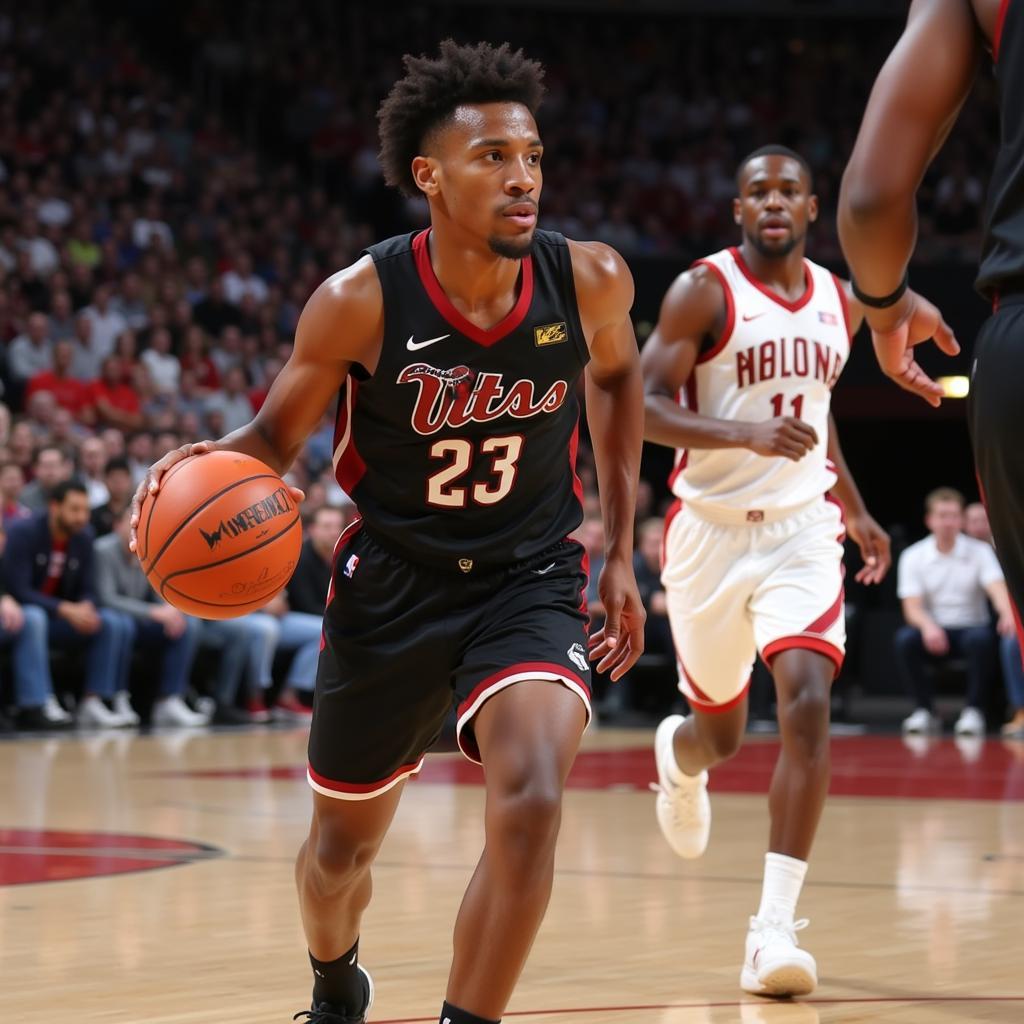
343, 554, 360, 578
818, 311, 838, 326
534, 322, 567, 347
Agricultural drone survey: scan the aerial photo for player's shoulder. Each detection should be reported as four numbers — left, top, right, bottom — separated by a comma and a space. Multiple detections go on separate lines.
303, 253, 383, 322
565, 237, 634, 317
294, 254, 384, 363
658, 254, 730, 325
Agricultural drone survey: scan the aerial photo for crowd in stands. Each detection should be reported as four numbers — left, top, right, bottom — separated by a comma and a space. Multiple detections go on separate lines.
0, 4, 1013, 732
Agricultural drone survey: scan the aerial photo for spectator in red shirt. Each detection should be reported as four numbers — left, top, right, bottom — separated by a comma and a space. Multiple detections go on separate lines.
90, 355, 143, 431
179, 324, 220, 392
26, 340, 94, 419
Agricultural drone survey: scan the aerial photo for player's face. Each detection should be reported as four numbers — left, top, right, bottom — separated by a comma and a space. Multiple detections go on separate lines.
417, 102, 542, 259
734, 156, 817, 258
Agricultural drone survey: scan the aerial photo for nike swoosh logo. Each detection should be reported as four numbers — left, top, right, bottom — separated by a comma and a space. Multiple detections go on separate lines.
742, 312, 767, 322
407, 333, 451, 351
532, 562, 557, 575
348, 952, 357, 965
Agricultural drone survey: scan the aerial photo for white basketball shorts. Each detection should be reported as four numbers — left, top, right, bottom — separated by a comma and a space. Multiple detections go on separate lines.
661, 496, 846, 713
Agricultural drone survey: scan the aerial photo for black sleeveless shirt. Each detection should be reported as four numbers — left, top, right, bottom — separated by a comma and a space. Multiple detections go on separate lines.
978, 0, 1024, 298
332, 229, 590, 572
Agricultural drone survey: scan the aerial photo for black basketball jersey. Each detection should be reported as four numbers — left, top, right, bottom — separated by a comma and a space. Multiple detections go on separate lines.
332, 228, 590, 572
978, 0, 1024, 297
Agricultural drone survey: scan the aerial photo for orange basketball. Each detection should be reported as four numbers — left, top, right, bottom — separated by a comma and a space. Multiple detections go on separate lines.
136, 450, 302, 619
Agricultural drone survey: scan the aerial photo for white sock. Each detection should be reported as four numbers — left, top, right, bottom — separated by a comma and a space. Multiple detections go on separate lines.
757, 852, 807, 924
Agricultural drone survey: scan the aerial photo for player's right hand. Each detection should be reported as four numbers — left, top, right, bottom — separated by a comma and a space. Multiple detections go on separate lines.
867, 290, 959, 408
129, 439, 219, 553
745, 417, 818, 461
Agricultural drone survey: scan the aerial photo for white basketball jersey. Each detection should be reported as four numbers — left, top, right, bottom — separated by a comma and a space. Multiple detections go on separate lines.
669, 246, 851, 518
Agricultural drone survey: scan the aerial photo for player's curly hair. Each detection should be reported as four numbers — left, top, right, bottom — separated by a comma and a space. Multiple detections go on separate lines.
377, 39, 546, 197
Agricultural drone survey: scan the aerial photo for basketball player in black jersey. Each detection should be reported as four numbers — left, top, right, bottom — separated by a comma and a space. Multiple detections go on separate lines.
130, 41, 645, 1024
838, 0, 1024, 693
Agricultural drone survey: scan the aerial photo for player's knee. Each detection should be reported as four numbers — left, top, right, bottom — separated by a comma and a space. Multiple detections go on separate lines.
308, 813, 378, 892
488, 775, 564, 864
778, 678, 831, 751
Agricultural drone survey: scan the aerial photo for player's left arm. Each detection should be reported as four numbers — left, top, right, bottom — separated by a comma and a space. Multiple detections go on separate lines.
838, 0, 974, 403
826, 412, 891, 585
569, 239, 645, 681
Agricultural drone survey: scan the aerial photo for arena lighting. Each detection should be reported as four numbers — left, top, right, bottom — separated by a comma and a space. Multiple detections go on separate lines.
937, 375, 970, 399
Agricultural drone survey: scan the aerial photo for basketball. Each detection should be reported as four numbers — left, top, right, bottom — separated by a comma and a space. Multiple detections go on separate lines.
135, 450, 302, 619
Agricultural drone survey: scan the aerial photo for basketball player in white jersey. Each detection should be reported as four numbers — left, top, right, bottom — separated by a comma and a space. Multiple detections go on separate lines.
642, 146, 891, 998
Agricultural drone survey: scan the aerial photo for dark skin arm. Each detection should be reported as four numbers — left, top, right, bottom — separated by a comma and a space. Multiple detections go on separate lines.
570, 240, 646, 682
129, 256, 384, 549
826, 412, 891, 585
641, 265, 818, 459
838, 0, 980, 405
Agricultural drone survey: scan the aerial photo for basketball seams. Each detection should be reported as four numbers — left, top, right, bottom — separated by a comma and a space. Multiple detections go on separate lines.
142, 471, 285, 577
152, 514, 301, 609
138, 456, 191, 564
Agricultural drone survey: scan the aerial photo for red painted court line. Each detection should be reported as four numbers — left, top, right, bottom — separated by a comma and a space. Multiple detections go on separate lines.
373, 995, 1024, 1022
164, 736, 1024, 802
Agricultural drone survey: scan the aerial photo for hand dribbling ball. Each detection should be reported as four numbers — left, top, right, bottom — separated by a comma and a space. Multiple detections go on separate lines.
135, 450, 302, 619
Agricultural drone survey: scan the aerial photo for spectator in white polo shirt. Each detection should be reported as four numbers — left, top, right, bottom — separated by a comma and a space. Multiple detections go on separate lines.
896, 488, 1017, 737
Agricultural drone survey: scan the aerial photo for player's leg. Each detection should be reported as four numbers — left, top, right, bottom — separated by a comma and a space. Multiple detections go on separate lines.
970, 306, 1024, 679
295, 527, 454, 1021
294, 786, 405, 1014
445, 680, 586, 1021
768, 649, 834, 861
657, 505, 757, 859
743, 500, 846, 998
442, 539, 592, 1023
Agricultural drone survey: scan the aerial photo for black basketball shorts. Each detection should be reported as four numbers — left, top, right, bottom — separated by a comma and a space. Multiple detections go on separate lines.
969, 295, 1024, 648
306, 521, 592, 800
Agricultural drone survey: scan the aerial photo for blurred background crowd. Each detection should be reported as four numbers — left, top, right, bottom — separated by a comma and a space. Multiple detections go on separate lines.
0, 1, 1012, 736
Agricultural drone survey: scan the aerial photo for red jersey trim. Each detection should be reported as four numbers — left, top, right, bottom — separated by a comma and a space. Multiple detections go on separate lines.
307, 759, 423, 801
691, 258, 736, 363
763, 636, 844, 677
729, 246, 815, 313
411, 228, 534, 347
333, 377, 367, 496
661, 497, 683, 570
676, 649, 751, 713
804, 585, 845, 636
456, 661, 592, 764
831, 273, 853, 343
994, 0, 1012, 61
666, 376, 698, 492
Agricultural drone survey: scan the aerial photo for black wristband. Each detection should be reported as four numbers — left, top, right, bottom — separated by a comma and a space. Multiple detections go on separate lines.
851, 273, 909, 309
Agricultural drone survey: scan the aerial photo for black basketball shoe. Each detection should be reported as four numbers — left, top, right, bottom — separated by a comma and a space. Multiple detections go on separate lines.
292, 964, 373, 1023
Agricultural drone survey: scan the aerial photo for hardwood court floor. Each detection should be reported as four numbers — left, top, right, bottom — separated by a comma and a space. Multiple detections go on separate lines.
3, 726, 1024, 1023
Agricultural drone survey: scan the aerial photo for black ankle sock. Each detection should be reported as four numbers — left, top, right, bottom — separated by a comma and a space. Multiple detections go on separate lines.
310, 939, 363, 1010
439, 1000, 500, 1024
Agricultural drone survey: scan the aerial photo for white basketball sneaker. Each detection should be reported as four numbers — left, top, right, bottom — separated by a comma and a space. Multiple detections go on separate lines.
651, 714, 711, 859
741, 916, 817, 997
